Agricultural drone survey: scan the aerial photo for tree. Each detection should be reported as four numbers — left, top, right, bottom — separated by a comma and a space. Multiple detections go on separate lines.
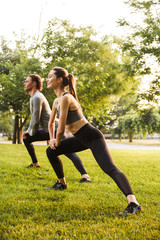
114, 108, 160, 142
139, 108, 160, 136
118, 0, 160, 102
115, 0, 160, 138
113, 110, 141, 142
39, 18, 140, 121
0, 36, 42, 144
138, 75, 160, 104
0, 19, 141, 143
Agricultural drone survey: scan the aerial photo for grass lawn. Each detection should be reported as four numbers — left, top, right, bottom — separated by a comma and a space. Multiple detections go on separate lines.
0, 143, 159, 240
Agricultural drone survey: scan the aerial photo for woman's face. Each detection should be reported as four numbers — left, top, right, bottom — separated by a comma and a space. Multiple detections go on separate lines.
46, 70, 58, 89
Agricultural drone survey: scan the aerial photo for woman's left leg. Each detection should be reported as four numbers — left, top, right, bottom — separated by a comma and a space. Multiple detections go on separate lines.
74, 124, 134, 197
90, 137, 134, 197
74, 124, 142, 215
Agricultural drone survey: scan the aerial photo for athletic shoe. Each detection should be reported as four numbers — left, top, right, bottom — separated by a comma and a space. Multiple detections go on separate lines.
27, 163, 40, 168
46, 181, 67, 190
79, 178, 91, 183
119, 202, 142, 216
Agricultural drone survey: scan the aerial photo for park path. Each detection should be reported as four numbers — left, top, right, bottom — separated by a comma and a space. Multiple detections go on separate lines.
106, 142, 160, 150
0, 140, 160, 150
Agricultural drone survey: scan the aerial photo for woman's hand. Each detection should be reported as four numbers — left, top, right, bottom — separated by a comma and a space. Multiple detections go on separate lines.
49, 138, 57, 149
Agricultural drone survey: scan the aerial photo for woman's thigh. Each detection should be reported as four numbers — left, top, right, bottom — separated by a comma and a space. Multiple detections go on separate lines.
53, 136, 88, 156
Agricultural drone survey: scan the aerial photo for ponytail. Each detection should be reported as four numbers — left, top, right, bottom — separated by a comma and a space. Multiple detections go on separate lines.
52, 66, 79, 102
68, 74, 78, 102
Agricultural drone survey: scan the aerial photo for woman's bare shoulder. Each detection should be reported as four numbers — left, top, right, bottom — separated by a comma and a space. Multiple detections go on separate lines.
63, 94, 79, 110
61, 93, 73, 103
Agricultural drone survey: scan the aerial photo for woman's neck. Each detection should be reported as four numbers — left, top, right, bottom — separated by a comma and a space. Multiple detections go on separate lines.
54, 88, 66, 98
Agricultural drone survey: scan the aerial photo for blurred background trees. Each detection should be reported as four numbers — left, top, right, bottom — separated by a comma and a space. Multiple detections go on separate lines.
0, 36, 42, 143
0, 0, 160, 143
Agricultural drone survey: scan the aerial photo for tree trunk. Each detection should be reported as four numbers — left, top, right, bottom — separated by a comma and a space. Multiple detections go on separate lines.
128, 130, 132, 142
17, 118, 23, 144
12, 115, 19, 144
12, 115, 23, 144
12, 112, 29, 144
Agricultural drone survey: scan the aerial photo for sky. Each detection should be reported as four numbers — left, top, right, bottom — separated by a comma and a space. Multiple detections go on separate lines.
0, 0, 142, 40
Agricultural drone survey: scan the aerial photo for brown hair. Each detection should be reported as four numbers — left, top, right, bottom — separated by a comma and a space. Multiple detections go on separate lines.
29, 74, 42, 91
52, 67, 78, 101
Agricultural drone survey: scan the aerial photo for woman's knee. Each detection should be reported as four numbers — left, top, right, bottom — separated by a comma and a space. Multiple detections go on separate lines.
46, 147, 52, 157
107, 167, 122, 179
46, 147, 57, 158
46, 147, 60, 165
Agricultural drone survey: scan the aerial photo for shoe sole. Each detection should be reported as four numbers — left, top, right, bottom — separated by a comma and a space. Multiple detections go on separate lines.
119, 208, 142, 216
46, 186, 67, 190
79, 179, 91, 183
27, 165, 40, 168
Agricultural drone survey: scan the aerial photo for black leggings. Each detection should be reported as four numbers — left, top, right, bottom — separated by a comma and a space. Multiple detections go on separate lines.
23, 129, 87, 175
46, 123, 134, 197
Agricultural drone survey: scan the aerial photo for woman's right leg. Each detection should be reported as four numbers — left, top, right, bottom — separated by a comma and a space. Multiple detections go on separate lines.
63, 135, 89, 177
46, 136, 88, 181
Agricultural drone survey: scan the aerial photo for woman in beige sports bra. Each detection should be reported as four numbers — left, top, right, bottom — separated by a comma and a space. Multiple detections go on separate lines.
46, 66, 142, 215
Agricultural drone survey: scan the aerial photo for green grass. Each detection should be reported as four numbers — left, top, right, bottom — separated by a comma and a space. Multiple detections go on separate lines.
0, 144, 159, 240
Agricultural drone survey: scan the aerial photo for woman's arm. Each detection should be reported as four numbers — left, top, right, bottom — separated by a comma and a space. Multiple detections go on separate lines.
48, 99, 57, 149
56, 96, 70, 146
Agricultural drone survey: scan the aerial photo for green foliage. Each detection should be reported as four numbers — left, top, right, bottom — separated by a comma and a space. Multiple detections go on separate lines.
0, 36, 43, 142
0, 20, 141, 139
0, 144, 159, 239
40, 18, 140, 119
114, 111, 142, 140
0, 37, 42, 114
118, 0, 160, 102
0, 111, 13, 139
114, 108, 160, 140
138, 75, 160, 103
139, 108, 160, 134
119, 0, 160, 66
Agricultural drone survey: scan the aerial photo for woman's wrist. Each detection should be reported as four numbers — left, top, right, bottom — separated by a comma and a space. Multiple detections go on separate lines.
49, 139, 57, 148
54, 143, 58, 148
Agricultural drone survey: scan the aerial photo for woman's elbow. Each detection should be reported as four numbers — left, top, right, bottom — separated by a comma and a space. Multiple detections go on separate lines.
57, 127, 65, 136
48, 121, 53, 129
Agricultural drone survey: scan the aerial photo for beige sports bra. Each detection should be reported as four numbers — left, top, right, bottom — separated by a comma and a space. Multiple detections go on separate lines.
56, 93, 84, 125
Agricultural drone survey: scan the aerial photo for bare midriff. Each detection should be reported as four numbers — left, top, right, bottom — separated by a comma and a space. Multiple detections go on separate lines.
65, 117, 88, 135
